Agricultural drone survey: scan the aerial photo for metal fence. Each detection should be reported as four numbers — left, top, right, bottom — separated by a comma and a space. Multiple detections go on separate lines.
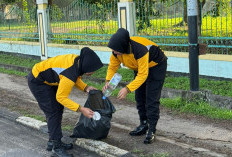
48, 0, 119, 46
0, 4, 38, 42
0, 0, 231, 54
135, 0, 232, 54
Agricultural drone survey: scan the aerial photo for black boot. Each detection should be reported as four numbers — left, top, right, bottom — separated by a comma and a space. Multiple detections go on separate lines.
47, 140, 73, 151
51, 140, 73, 157
129, 120, 148, 136
144, 126, 156, 144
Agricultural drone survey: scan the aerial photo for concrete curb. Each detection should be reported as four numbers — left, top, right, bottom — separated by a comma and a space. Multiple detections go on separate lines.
14, 116, 133, 157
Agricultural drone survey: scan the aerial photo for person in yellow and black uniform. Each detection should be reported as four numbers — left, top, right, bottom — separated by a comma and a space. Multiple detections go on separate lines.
103, 28, 167, 144
28, 47, 103, 157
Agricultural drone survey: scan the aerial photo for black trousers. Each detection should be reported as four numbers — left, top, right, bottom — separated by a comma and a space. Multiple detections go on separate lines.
134, 59, 167, 131
27, 72, 64, 141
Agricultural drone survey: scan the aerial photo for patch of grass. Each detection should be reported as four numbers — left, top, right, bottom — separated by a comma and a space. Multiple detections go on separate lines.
0, 68, 27, 76
164, 76, 189, 90
17, 109, 46, 122
24, 114, 46, 122
161, 98, 232, 120
132, 148, 145, 154
132, 148, 169, 157
200, 79, 232, 98
92, 65, 232, 97
0, 54, 40, 68
62, 125, 73, 131
142, 153, 169, 157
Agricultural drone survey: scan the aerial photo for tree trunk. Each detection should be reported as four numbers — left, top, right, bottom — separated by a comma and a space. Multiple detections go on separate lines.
183, 0, 187, 24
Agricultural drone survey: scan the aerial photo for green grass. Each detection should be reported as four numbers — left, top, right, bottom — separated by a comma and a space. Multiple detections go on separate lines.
0, 68, 28, 76
92, 65, 232, 97
24, 114, 46, 122
62, 125, 73, 131
161, 98, 232, 120
132, 148, 169, 157
0, 54, 40, 68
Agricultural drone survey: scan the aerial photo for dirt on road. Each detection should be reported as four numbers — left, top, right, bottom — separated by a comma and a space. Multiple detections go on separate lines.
0, 73, 231, 157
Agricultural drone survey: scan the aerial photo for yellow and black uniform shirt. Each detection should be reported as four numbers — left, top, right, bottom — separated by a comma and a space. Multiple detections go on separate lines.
106, 36, 166, 92
32, 54, 87, 112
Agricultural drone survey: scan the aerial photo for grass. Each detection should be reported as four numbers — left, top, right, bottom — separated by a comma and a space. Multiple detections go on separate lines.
0, 53, 232, 97
24, 114, 46, 122
62, 125, 74, 131
0, 54, 40, 68
92, 65, 232, 98
0, 68, 28, 76
161, 98, 232, 120
16, 109, 46, 122
132, 148, 169, 157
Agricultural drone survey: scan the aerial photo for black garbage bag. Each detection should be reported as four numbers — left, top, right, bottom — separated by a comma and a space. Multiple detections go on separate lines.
71, 90, 116, 140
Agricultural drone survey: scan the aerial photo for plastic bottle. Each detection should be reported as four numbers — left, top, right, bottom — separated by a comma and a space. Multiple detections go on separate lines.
102, 73, 122, 99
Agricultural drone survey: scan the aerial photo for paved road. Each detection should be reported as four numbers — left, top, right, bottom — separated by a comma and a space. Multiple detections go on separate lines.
0, 116, 100, 157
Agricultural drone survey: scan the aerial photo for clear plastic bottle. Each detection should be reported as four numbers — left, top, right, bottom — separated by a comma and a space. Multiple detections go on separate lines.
103, 73, 122, 99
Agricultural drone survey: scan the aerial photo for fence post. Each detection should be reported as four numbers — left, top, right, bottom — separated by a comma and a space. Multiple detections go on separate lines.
36, 0, 48, 60
118, 0, 136, 36
187, 0, 199, 91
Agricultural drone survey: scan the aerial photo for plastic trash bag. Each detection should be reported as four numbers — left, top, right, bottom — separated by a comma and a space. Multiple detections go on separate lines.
71, 90, 116, 140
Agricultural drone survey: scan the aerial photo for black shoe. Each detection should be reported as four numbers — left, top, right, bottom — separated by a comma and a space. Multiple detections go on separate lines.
51, 141, 73, 157
129, 120, 148, 136
144, 129, 155, 144
47, 140, 73, 151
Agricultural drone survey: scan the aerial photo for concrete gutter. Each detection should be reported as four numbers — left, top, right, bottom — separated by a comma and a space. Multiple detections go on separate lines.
13, 115, 135, 157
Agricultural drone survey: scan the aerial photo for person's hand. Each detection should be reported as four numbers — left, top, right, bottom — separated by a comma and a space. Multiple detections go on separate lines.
85, 86, 97, 93
117, 87, 128, 100
78, 106, 94, 118
102, 81, 109, 92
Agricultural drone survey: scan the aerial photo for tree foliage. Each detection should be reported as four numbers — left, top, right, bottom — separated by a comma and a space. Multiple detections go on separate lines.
3, 0, 16, 3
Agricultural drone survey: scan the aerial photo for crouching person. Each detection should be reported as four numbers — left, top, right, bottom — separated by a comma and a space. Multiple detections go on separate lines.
27, 47, 103, 157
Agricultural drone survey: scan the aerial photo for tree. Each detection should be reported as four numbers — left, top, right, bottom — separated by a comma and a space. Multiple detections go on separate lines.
135, 0, 154, 31
79, 0, 118, 33
160, 0, 206, 35
3, 0, 16, 3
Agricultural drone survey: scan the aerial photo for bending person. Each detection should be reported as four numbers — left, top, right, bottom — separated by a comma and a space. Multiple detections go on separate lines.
28, 47, 103, 157
103, 28, 167, 144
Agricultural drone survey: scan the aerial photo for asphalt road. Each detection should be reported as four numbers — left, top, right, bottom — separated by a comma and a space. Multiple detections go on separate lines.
0, 116, 100, 157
